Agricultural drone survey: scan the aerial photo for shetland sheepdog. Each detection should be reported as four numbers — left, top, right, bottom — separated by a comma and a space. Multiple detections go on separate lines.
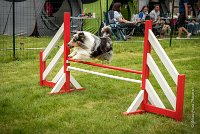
68, 26, 113, 62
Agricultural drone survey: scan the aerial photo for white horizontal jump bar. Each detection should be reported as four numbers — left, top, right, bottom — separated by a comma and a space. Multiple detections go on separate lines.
68, 66, 142, 84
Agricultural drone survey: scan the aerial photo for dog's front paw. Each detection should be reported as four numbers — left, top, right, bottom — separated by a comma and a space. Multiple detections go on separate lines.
70, 56, 79, 60
68, 51, 77, 58
68, 54, 74, 58
72, 54, 90, 61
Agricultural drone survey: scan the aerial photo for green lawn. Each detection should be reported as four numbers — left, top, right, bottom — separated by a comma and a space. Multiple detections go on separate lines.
0, 37, 200, 133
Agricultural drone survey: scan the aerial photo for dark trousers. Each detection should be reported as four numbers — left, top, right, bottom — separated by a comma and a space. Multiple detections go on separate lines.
119, 22, 135, 34
176, 13, 186, 28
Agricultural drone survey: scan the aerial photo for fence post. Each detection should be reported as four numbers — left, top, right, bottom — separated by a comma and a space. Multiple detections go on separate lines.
12, 0, 16, 59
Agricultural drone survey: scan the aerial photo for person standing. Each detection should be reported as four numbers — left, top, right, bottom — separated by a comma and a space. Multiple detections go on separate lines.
176, 0, 191, 39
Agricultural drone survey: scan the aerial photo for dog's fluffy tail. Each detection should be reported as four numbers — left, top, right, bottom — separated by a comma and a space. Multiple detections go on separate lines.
101, 26, 112, 38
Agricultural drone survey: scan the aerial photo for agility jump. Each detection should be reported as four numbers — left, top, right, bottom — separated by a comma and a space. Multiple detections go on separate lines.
39, 12, 185, 121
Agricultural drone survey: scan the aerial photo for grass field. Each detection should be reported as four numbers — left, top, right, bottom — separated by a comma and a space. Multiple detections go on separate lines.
0, 36, 200, 133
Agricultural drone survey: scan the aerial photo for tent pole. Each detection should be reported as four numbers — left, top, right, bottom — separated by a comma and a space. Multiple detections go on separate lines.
100, 0, 102, 22
12, 0, 16, 59
98, 0, 103, 36
169, 0, 175, 47
106, 0, 108, 13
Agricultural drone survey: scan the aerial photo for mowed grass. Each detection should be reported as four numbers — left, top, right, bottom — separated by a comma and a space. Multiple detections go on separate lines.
0, 37, 200, 133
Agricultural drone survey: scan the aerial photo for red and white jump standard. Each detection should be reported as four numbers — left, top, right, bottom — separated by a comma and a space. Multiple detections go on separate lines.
39, 12, 186, 121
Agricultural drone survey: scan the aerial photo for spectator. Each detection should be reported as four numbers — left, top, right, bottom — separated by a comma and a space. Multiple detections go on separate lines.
132, 6, 149, 34
176, 0, 191, 39
138, 5, 149, 22
187, 19, 199, 35
112, 2, 135, 35
149, 4, 161, 36
149, 4, 161, 23
187, 7, 200, 35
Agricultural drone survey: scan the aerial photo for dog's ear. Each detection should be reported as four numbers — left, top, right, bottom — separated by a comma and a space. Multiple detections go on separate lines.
78, 32, 85, 41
